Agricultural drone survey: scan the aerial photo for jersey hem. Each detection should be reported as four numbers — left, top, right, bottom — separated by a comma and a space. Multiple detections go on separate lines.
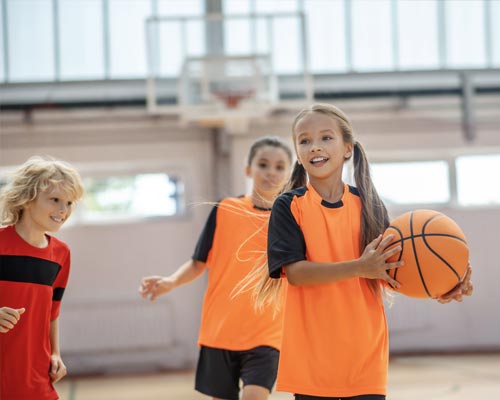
198, 340, 280, 352
276, 384, 386, 397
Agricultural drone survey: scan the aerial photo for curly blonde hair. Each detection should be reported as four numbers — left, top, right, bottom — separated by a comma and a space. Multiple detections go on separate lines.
0, 156, 84, 226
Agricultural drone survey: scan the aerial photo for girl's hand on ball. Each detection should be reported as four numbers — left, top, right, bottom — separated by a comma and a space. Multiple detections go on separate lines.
436, 264, 473, 304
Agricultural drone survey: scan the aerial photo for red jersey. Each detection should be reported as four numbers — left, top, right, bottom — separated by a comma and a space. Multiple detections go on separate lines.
0, 225, 70, 400
268, 183, 388, 397
193, 196, 284, 351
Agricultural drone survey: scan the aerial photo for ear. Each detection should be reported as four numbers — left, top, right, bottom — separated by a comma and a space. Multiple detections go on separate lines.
245, 165, 251, 177
344, 143, 354, 159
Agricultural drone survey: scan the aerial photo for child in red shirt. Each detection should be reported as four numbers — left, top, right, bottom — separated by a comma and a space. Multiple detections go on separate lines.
0, 156, 84, 400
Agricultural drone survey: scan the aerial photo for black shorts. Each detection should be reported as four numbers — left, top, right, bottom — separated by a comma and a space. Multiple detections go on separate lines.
295, 395, 385, 400
195, 345, 279, 400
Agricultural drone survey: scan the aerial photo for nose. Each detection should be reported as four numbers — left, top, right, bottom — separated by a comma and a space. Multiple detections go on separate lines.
59, 202, 69, 214
310, 139, 323, 152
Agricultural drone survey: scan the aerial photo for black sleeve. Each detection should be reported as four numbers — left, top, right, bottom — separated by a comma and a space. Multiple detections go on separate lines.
267, 193, 306, 279
192, 205, 218, 262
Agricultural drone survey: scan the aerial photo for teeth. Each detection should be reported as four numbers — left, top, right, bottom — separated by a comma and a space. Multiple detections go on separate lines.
51, 217, 63, 223
311, 157, 327, 163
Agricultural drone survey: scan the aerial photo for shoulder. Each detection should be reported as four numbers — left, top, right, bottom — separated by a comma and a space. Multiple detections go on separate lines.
275, 186, 308, 206
348, 185, 360, 197
272, 186, 308, 217
48, 235, 71, 258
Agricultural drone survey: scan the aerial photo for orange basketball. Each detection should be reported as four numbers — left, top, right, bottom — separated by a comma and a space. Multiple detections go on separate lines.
383, 209, 469, 299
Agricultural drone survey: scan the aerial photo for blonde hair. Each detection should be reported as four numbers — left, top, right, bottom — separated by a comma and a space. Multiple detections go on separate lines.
252, 103, 389, 311
0, 156, 84, 226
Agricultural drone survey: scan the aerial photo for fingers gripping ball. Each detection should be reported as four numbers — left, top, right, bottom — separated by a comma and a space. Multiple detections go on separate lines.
383, 210, 469, 298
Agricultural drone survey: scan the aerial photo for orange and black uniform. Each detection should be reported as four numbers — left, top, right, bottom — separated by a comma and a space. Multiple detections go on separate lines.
193, 195, 283, 351
0, 225, 70, 400
268, 183, 388, 398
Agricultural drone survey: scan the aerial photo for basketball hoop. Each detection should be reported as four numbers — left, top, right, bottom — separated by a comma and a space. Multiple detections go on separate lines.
213, 89, 256, 109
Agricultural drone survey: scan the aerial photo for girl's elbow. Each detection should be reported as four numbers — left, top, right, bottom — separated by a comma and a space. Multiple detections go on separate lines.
286, 275, 302, 286
284, 266, 303, 286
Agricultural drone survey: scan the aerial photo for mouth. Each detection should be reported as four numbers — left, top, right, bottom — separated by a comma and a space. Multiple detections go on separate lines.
50, 216, 65, 223
310, 156, 329, 165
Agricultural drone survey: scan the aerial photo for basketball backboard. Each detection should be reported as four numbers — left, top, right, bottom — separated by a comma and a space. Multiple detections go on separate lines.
145, 12, 313, 133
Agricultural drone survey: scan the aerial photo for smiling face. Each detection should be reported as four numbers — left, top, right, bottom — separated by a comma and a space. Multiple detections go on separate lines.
294, 112, 353, 183
246, 145, 291, 201
21, 184, 76, 235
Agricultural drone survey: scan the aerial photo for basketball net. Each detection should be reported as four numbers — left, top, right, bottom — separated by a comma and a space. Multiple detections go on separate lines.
212, 90, 255, 134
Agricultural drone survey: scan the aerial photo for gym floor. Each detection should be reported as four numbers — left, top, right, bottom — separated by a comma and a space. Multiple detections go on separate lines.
54, 353, 500, 400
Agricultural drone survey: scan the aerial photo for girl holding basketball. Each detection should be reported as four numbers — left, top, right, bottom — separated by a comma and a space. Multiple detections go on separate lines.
253, 103, 472, 400
139, 136, 292, 400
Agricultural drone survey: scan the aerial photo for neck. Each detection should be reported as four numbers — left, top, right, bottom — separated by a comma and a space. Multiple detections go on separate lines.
14, 219, 49, 248
309, 176, 345, 203
251, 191, 275, 210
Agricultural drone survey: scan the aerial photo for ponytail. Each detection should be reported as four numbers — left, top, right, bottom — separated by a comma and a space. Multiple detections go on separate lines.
353, 141, 390, 295
238, 162, 307, 315
283, 161, 307, 192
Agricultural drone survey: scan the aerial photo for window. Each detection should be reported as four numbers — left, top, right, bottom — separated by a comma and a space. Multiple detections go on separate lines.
456, 154, 500, 206
80, 173, 184, 223
59, 0, 104, 80
351, 0, 393, 71
445, 0, 486, 68
109, 0, 152, 78
0, 1, 5, 82
492, 0, 500, 66
305, 0, 346, 73
397, 0, 439, 69
8, 0, 54, 82
371, 161, 450, 205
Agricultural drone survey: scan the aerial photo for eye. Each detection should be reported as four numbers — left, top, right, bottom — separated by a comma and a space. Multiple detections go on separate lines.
298, 138, 309, 145
52, 198, 59, 203
67, 201, 73, 207
322, 135, 333, 141
258, 162, 268, 169
276, 165, 285, 171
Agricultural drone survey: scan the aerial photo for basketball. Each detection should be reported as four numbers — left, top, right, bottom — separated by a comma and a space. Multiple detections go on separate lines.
383, 210, 469, 299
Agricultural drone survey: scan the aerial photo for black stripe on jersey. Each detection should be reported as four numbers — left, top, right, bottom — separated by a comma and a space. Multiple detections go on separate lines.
192, 205, 218, 262
268, 190, 307, 278
348, 185, 360, 196
321, 199, 343, 208
287, 185, 308, 198
0, 255, 61, 286
320, 185, 360, 208
53, 287, 65, 301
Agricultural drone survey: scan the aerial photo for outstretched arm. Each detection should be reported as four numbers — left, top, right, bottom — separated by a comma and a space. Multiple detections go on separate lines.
139, 259, 207, 301
285, 234, 403, 288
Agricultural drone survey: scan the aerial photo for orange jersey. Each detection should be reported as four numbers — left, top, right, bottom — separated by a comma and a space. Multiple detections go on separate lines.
193, 196, 284, 351
268, 183, 388, 397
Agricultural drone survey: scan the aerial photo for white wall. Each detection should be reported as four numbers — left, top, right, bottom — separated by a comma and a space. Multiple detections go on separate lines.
1, 96, 499, 373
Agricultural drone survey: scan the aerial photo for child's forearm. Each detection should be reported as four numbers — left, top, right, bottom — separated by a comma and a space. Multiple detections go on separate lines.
170, 259, 207, 288
284, 259, 362, 286
50, 317, 61, 356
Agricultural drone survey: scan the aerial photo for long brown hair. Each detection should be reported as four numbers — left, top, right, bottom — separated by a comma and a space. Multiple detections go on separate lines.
251, 103, 389, 311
